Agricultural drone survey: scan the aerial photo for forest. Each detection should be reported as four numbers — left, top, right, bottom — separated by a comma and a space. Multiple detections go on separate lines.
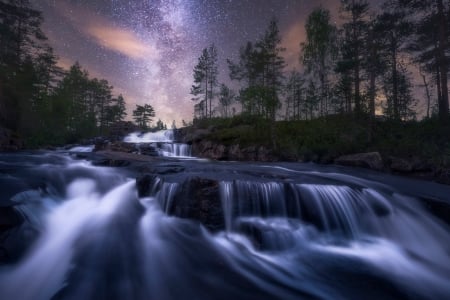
192, 0, 449, 123
187, 0, 450, 164
0, 0, 166, 147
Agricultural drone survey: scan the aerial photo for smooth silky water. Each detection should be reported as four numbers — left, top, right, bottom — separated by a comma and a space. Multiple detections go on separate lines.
0, 147, 449, 300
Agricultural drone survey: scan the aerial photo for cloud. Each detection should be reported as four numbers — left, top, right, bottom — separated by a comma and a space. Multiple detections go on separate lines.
51, 1, 159, 61
56, 56, 74, 70
87, 25, 159, 60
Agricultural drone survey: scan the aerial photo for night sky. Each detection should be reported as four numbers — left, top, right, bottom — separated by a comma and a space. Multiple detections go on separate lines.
33, 0, 382, 125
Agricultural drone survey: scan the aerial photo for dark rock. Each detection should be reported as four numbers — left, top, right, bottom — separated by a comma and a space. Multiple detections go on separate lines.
420, 196, 450, 226
92, 158, 130, 167
192, 140, 226, 160
0, 207, 24, 231
0, 127, 23, 151
389, 157, 413, 173
139, 144, 159, 156
335, 152, 384, 171
136, 174, 157, 197
192, 140, 277, 162
94, 140, 136, 153
412, 158, 435, 172
108, 142, 136, 153
169, 177, 224, 232
182, 128, 211, 143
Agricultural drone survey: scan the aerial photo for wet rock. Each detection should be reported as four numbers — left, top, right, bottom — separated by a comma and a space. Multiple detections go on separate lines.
0, 207, 24, 231
170, 177, 224, 232
136, 174, 157, 197
108, 142, 136, 153
139, 144, 158, 156
94, 140, 137, 153
420, 196, 450, 226
92, 158, 130, 167
335, 152, 383, 171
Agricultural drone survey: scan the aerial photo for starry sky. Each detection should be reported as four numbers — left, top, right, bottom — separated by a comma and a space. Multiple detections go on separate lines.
33, 0, 383, 125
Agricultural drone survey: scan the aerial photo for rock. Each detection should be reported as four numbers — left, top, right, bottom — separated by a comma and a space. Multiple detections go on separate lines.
92, 158, 130, 167
192, 140, 277, 162
93, 138, 109, 151
0, 207, 24, 231
108, 141, 136, 153
183, 128, 212, 143
168, 177, 224, 232
389, 157, 413, 173
139, 144, 159, 156
335, 152, 384, 171
94, 141, 136, 153
412, 158, 435, 172
0, 127, 23, 151
136, 174, 157, 197
192, 140, 227, 160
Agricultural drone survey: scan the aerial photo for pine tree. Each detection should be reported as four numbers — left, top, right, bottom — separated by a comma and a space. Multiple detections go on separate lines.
218, 84, 235, 118
397, 0, 450, 123
285, 70, 305, 120
301, 8, 338, 116
191, 44, 219, 119
374, 4, 412, 120
339, 0, 370, 114
133, 104, 155, 129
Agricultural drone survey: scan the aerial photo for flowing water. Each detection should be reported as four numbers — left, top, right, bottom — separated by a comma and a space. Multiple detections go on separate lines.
123, 130, 192, 158
0, 150, 449, 300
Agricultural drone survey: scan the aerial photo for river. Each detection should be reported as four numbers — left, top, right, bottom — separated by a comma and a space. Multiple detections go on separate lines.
0, 133, 449, 300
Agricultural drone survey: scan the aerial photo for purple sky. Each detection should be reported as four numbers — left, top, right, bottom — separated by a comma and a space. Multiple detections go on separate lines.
35, 0, 390, 125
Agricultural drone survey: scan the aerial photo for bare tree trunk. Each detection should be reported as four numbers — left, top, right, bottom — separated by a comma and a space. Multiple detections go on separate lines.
392, 41, 399, 119
420, 70, 432, 118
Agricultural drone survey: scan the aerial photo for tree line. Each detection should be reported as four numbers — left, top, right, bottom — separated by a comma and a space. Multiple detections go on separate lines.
190, 0, 450, 129
0, 0, 159, 146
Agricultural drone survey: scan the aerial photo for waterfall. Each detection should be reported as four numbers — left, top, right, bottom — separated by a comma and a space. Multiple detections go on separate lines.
123, 130, 192, 158
1, 152, 449, 300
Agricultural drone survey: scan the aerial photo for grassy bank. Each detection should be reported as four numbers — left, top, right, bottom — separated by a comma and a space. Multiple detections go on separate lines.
190, 115, 450, 166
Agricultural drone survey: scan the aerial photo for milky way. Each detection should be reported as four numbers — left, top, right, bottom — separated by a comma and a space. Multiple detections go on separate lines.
33, 0, 377, 125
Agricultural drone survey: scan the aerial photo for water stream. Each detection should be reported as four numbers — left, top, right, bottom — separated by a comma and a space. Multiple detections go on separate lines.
0, 150, 449, 300
123, 130, 192, 158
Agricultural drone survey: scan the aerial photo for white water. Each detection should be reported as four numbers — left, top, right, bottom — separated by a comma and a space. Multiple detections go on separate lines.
67, 145, 94, 152
124, 130, 175, 143
1, 154, 450, 299
123, 130, 192, 158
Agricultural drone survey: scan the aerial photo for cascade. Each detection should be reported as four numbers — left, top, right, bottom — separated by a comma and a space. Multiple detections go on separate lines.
123, 130, 192, 158
0, 152, 449, 300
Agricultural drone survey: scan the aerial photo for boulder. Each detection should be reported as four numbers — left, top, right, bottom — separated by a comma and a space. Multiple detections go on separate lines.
0, 127, 23, 151
389, 157, 413, 173
192, 140, 226, 160
170, 177, 224, 232
139, 144, 159, 156
335, 152, 384, 171
94, 141, 136, 153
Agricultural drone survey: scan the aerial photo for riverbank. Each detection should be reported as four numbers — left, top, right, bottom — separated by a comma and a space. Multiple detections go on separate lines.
176, 115, 450, 185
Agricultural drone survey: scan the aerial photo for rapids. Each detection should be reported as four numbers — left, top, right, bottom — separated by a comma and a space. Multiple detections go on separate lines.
123, 130, 192, 158
0, 150, 449, 300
